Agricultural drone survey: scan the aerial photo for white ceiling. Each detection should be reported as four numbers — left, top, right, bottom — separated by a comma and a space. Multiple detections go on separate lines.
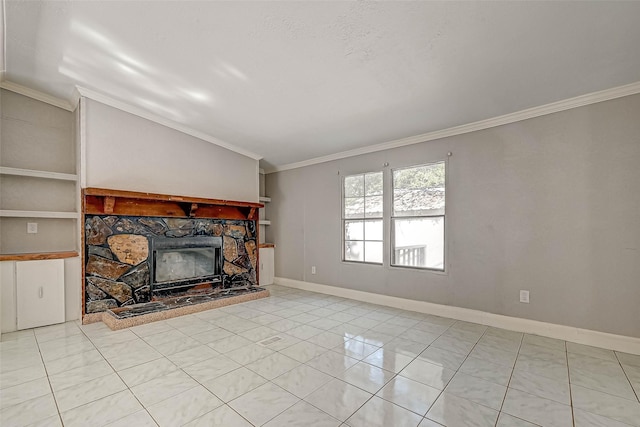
4, 1, 640, 170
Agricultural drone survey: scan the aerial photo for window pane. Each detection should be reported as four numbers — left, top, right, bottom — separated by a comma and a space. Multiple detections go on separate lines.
365, 172, 383, 196
345, 241, 364, 261
364, 220, 383, 241
345, 221, 364, 240
393, 163, 445, 216
343, 171, 384, 264
393, 163, 445, 189
344, 175, 364, 197
344, 197, 364, 218
364, 241, 383, 263
365, 195, 383, 218
393, 217, 444, 270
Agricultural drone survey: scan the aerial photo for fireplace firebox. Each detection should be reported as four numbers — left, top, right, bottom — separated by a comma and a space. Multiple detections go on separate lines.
150, 236, 223, 295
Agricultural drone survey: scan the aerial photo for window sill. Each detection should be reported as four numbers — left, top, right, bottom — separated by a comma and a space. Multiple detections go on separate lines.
388, 264, 448, 276
341, 260, 384, 267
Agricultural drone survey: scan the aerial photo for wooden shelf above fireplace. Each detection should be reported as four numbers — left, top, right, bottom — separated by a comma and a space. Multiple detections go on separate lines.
83, 188, 263, 220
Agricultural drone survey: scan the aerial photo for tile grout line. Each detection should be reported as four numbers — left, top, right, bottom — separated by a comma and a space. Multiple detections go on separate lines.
566, 343, 578, 427
492, 331, 522, 427
614, 351, 640, 404
347, 316, 474, 423
495, 333, 549, 427
136, 309, 294, 426
261, 307, 436, 423
259, 288, 640, 425
224, 299, 365, 425
34, 329, 66, 427
173, 322, 268, 427
83, 324, 160, 427
37, 332, 67, 427
279, 291, 480, 423
422, 321, 479, 424
270, 317, 384, 425
130, 320, 263, 426
114, 318, 260, 425
296, 305, 507, 423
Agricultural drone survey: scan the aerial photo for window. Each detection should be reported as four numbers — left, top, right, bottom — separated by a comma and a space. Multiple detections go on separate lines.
343, 171, 383, 263
392, 162, 445, 270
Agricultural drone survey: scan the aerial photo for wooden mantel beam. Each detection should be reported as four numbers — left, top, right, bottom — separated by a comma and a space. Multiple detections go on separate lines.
82, 188, 263, 220
84, 188, 262, 208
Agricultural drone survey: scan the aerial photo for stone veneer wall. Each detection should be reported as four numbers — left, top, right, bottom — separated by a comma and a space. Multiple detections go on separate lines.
84, 215, 258, 314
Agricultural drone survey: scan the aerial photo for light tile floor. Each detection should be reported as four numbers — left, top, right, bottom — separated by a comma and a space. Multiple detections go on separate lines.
1, 284, 639, 427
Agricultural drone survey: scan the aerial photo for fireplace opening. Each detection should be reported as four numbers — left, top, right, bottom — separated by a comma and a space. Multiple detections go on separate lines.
150, 236, 223, 295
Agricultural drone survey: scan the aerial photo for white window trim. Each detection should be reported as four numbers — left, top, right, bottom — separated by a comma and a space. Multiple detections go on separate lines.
339, 158, 449, 275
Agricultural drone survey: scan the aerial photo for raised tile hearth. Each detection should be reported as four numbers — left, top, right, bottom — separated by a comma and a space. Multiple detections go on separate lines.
100, 287, 270, 330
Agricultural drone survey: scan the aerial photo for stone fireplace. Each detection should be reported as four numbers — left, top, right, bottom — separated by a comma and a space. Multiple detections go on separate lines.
81, 188, 265, 323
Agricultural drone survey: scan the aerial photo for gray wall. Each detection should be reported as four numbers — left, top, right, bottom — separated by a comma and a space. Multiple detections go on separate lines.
0, 89, 77, 253
266, 94, 640, 338
84, 99, 259, 202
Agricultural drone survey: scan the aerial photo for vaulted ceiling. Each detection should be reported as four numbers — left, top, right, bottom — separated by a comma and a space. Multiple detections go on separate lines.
4, 1, 640, 170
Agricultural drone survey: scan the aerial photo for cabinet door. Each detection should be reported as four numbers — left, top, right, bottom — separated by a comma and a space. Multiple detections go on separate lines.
16, 259, 65, 330
259, 248, 274, 286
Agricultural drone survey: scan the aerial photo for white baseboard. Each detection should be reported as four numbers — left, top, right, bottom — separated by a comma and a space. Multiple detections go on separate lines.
274, 277, 640, 355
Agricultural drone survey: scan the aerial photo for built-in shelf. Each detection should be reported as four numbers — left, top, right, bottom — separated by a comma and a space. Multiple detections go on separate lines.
258, 194, 271, 250
0, 168, 79, 219
0, 167, 77, 181
0, 210, 80, 219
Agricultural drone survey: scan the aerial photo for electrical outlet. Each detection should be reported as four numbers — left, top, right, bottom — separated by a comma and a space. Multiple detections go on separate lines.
27, 223, 38, 234
311, 266, 316, 274
520, 290, 530, 304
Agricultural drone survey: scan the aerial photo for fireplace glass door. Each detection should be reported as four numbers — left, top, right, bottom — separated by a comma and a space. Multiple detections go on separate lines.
155, 247, 217, 283
150, 236, 222, 292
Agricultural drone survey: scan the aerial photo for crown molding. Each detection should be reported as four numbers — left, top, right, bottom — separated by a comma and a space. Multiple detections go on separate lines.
70, 86, 82, 110
266, 80, 640, 174
74, 86, 263, 161
0, 80, 74, 111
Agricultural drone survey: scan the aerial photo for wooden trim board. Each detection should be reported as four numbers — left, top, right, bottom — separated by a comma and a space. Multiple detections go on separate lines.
0, 251, 79, 262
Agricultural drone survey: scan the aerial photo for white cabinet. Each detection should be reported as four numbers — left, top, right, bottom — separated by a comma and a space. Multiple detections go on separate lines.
16, 259, 65, 330
259, 247, 274, 286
